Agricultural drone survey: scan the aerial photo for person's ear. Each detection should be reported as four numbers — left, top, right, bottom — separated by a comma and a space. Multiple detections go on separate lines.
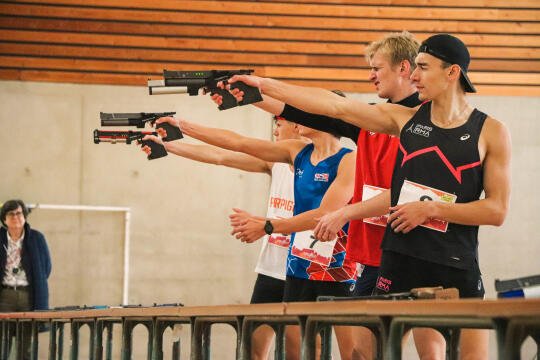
400, 60, 411, 77
448, 64, 461, 81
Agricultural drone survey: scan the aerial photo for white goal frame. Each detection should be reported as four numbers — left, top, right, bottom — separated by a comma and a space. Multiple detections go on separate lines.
28, 203, 131, 305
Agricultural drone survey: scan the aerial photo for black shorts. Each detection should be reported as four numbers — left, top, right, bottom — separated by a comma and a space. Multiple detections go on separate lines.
373, 251, 484, 298
250, 273, 286, 304
353, 264, 379, 297
283, 276, 355, 302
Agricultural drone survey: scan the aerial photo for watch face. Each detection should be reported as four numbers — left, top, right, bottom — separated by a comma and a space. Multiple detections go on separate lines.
264, 221, 273, 235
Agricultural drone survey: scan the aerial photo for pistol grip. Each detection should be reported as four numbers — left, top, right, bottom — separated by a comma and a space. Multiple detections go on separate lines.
157, 123, 183, 142
229, 82, 263, 106
211, 88, 238, 111
141, 139, 168, 160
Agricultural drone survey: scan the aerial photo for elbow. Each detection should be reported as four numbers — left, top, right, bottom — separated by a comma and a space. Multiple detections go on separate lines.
489, 207, 508, 227
490, 214, 506, 227
213, 157, 224, 166
212, 151, 228, 166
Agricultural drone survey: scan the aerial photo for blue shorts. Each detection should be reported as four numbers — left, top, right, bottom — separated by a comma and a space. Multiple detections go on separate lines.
353, 263, 379, 296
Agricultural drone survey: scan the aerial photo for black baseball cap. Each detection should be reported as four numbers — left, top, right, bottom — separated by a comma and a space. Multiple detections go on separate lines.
419, 34, 476, 93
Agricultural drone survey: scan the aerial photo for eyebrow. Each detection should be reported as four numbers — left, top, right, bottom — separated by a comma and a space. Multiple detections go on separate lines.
416, 61, 428, 67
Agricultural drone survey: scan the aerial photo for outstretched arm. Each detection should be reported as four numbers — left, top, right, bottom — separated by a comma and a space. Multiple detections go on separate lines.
232, 151, 356, 242
228, 75, 415, 136
142, 134, 272, 174
155, 117, 307, 165
214, 87, 360, 141
389, 117, 511, 233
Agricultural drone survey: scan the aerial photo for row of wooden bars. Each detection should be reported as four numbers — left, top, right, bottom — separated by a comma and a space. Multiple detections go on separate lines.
1, 298, 539, 360
0, 0, 539, 95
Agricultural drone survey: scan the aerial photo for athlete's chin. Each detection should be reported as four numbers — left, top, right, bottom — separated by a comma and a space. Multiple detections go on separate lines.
376, 89, 390, 99
417, 90, 430, 101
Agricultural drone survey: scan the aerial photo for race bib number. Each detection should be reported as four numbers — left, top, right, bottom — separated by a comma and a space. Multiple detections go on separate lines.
397, 180, 457, 232
268, 233, 291, 249
291, 230, 336, 267
362, 184, 389, 227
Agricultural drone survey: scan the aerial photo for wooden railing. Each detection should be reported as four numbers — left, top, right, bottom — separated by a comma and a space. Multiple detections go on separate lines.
0, 0, 538, 95
0, 298, 539, 359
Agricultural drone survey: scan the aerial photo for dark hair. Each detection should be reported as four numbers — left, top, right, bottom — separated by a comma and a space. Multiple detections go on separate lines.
1, 199, 29, 227
419, 33, 475, 93
441, 61, 467, 93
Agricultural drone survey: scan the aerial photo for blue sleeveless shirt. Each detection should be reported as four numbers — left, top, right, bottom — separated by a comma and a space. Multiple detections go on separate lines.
287, 143, 357, 283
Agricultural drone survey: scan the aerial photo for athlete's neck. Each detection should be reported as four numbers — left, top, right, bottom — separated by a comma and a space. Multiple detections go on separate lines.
388, 84, 417, 104
308, 133, 341, 163
431, 90, 473, 129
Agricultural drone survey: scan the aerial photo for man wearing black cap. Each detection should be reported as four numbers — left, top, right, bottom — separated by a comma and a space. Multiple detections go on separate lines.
227, 33, 511, 359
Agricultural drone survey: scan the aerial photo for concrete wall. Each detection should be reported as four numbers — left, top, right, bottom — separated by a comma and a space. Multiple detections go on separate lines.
1, 80, 539, 358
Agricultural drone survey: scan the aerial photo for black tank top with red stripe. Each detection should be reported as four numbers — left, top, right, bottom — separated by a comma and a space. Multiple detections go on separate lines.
382, 101, 487, 270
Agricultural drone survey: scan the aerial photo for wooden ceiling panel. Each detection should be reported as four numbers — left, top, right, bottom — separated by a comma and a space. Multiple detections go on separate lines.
2, 16, 539, 47
1, 3, 538, 34
0, 1, 538, 95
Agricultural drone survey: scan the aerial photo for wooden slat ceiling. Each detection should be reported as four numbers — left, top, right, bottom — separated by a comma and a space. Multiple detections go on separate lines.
0, 0, 539, 95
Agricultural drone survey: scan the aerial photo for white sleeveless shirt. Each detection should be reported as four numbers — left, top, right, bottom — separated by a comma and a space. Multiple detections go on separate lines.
254, 163, 295, 280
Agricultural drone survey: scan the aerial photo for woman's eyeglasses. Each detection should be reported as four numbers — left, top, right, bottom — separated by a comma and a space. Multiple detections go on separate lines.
6, 211, 23, 218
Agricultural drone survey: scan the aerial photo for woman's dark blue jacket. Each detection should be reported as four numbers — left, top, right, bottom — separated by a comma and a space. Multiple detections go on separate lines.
0, 223, 52, 310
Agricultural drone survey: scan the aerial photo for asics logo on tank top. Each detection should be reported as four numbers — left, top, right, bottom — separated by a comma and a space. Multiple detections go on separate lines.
460, 134, 471, 141
405, 123, 433, 138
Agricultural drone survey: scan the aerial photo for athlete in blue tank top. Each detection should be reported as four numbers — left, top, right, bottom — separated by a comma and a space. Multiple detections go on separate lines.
287, 143, 356, 283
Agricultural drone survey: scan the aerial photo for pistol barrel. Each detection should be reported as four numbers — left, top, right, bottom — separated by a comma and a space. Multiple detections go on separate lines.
148, 79, 189, 95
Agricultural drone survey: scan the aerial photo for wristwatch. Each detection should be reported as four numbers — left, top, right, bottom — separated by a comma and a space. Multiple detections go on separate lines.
264, 220, 274, 235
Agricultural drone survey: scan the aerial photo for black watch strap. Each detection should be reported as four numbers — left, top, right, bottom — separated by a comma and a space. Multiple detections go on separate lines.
264, 220, 274, 235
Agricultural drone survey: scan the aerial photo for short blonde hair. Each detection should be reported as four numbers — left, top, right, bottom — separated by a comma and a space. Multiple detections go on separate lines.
365, 31, 420, 69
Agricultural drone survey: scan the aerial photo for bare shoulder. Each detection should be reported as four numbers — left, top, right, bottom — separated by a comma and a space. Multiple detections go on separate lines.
376, 103, 419, 130
482, 116, 511, 145
343, 149, 357, 161
338, 150, 357, 172
480, 116, 511, 160
483, 115, 508, 133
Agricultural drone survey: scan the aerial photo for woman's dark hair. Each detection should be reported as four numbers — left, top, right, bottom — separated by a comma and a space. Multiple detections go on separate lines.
1, 199, 29, 227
